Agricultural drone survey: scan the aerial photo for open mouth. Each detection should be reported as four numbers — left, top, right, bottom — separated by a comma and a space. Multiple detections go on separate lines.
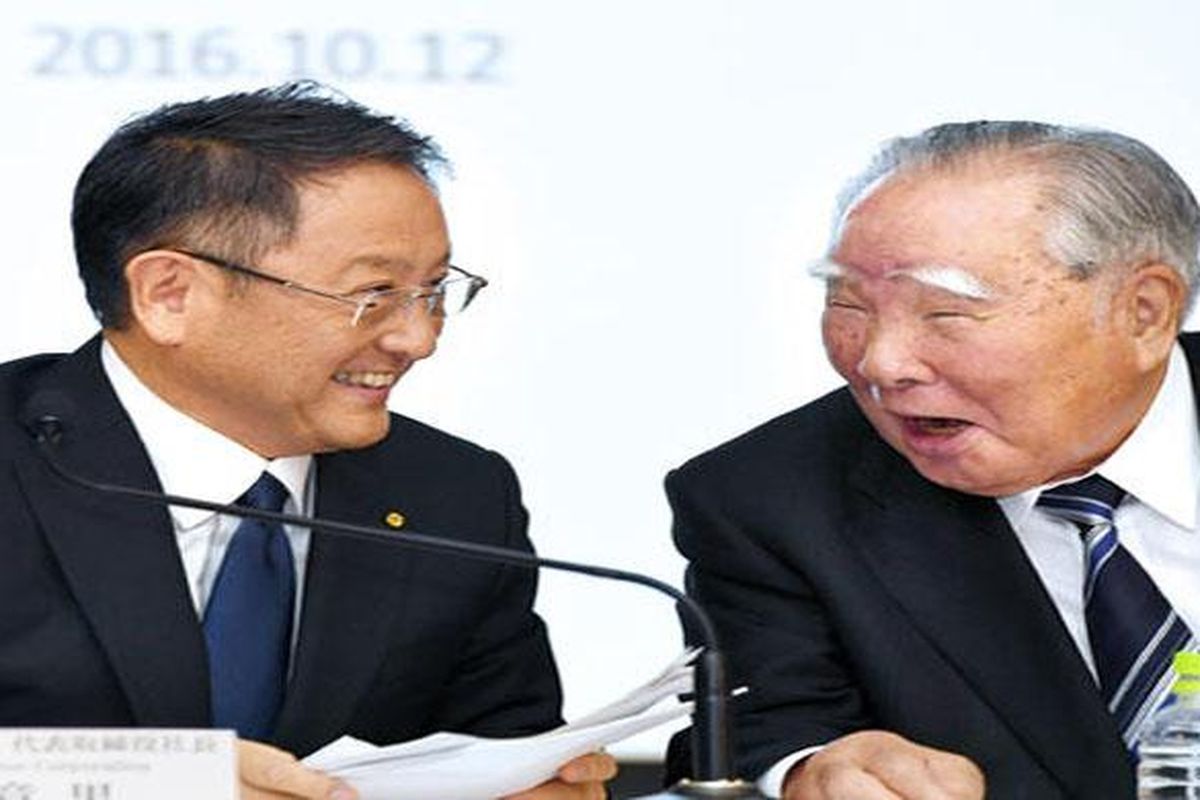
903, 416, 972, 436
333, 370, 398, 389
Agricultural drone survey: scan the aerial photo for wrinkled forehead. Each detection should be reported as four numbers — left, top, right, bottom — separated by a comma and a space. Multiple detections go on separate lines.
810, 258, 998, 300
823, 158, 1063, 294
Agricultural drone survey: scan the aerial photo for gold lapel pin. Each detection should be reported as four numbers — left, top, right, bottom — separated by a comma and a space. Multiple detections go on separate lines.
383, 510, 406, 529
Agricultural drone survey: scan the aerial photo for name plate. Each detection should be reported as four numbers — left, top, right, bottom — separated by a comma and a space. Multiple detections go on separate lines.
0, 729, 235, 800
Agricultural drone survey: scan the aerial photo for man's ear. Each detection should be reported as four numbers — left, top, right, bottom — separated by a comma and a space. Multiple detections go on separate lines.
123, 250, 203, 345
1121, 262, 1187, 371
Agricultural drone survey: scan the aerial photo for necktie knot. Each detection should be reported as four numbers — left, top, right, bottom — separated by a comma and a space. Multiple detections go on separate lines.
1036, 474, 1126, 530
239, 472, 289, 513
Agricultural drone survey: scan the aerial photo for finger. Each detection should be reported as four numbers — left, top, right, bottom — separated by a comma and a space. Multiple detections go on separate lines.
793, 764, 904, 800
869, 745, 983, 800
502, 777, 607, 800
237, 740, 357, 800
923, 751, 986, 798
557, 752, 618, 783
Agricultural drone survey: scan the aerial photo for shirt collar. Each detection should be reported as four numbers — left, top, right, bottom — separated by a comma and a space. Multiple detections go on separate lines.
100, 339, 313, 530
999, 343, 1200, 530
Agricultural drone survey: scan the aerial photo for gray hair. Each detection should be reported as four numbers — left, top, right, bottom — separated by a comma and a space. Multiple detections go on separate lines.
831, 121, 1200, 313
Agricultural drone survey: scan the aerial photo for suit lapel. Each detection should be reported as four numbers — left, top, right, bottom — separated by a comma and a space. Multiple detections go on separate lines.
844, 440, 1130, 792
1180, 332, 1200, 413
272, 439, 419, 755
14, 338, 210, 726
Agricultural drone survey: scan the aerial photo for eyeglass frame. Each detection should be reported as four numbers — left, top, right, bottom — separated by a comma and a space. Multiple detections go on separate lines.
169, 248, 488, 327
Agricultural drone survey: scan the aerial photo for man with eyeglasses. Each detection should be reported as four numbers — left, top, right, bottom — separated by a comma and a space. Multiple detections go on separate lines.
0, 84, 613, 800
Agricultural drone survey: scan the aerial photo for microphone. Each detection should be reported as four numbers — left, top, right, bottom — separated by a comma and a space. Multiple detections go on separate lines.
24, 392, 764, 798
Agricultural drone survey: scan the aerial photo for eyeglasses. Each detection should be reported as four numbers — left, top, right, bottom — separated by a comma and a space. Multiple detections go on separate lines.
172, 248, 488, 328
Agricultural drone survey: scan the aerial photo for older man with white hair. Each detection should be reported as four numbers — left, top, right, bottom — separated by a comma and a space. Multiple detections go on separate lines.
665, 121, 1200, 799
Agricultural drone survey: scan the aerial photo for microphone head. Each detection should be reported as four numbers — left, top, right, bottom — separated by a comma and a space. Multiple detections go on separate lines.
22, 389, 76, 446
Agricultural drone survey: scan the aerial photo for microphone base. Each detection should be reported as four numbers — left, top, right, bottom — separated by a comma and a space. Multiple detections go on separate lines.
630, 778, 768, 799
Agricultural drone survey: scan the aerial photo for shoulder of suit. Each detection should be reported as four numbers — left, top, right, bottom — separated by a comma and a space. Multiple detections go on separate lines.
351, 411, 514, 476
383, 412, 491, 454
0, 350, 71, 441
317, 413, 520, 497
1182, 330, 1200, 363
669, 386, 877, 487
0, 351, 70, 396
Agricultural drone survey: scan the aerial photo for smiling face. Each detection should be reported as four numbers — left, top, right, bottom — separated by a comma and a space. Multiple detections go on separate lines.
135, 162, 451, 457
822, 159, 1166, 496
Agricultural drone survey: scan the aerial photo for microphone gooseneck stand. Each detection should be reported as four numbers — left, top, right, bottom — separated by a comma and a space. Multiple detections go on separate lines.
31, 412, 765, 797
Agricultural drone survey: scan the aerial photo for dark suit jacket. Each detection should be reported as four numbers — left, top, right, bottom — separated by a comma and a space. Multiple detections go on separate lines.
665, 333, 1200, 798
0, 337, 562, 756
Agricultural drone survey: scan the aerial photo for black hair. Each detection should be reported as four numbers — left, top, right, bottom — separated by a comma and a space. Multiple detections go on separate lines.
71, 81, 447, 328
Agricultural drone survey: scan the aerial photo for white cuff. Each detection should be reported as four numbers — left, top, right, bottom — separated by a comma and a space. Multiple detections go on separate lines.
756, 745, 825, 798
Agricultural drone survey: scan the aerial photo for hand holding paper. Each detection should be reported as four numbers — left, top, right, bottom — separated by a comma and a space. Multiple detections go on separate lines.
239, 740, 357, 800
304, 648, 698, 800
500, 751, 617, 800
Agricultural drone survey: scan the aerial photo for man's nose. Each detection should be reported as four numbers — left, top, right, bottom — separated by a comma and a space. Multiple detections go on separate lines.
376, 308, 441, 361
855, 321, 935, 390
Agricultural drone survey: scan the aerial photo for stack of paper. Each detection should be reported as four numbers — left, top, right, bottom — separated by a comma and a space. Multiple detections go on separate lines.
304, 648, 698, 800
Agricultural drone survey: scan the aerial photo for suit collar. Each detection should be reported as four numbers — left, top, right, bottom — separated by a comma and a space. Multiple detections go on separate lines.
845, 427, 1131, 792
1181, 330, 1200, 419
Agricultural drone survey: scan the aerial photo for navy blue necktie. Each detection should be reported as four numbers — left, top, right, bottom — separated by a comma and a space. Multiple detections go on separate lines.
1037, 475, 1194, 750
203, 472, 295, 739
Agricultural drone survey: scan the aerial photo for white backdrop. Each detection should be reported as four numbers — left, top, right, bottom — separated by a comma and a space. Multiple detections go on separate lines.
4, 0, 1199, 759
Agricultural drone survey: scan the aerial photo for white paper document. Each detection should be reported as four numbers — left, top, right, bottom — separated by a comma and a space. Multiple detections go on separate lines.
304, 648, 697, 800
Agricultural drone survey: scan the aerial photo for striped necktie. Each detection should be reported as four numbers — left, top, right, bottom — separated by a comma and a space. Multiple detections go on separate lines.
202, 472, 295, 739
1037, 475, 1195, 751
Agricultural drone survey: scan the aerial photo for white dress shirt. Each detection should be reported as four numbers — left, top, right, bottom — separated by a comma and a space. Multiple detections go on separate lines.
101, 340, 314, 636
999, 343, 1200, 674
759, 344, 1200, 797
